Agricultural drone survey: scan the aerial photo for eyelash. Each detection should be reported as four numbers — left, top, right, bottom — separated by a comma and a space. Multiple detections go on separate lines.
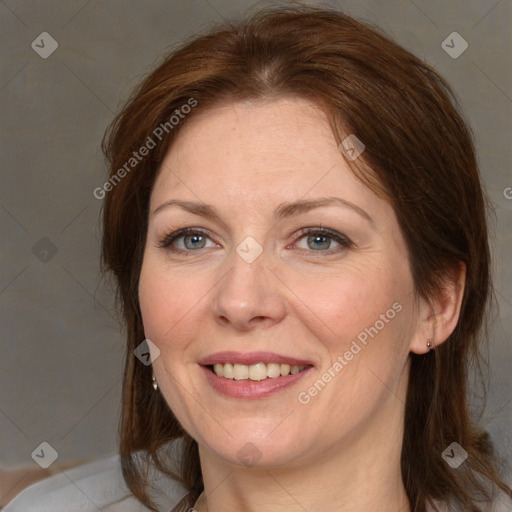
157, 227, 353, 256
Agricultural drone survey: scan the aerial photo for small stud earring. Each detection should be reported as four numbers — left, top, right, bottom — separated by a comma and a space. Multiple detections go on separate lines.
152, 371, 158, 391
427, 339, 434, 351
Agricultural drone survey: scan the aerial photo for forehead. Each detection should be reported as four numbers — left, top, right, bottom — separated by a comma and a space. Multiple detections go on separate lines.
150, 98, 383, 218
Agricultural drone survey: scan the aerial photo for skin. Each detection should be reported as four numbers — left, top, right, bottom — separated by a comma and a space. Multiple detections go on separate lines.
138, 98, 465, 512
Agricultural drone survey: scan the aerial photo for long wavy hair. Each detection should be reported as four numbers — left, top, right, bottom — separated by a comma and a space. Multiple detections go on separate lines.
101, 5, 511, 511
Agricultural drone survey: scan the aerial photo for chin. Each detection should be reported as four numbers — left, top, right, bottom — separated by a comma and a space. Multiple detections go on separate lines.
198, 425, 312, 470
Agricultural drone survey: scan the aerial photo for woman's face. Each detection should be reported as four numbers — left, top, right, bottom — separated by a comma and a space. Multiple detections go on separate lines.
139, 98, 423, 469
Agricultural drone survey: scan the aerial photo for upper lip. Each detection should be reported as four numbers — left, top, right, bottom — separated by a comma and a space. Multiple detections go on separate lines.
198, 351, 314, 367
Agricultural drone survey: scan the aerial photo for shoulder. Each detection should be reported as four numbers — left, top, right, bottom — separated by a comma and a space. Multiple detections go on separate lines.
3, 443, 188, 511
483, 482, 512, 512
429, 475, 512, 512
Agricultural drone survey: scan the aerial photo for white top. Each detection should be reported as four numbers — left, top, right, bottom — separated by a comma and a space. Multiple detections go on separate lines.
2, 451, 188, 511
4, 439, 511, 511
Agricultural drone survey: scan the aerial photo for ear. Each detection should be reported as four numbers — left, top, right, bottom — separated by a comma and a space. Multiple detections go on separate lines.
409, 262, 466, 354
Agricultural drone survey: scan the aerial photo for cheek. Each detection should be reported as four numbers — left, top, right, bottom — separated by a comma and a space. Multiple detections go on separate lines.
138, 260, 202, 347
285, 263, 402, 344
283, 261, 415, 404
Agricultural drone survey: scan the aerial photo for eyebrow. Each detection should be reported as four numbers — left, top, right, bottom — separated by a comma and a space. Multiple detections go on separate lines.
151, 197, 373, 225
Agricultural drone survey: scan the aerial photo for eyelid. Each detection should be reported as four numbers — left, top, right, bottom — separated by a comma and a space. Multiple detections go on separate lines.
294, 226, 351, 242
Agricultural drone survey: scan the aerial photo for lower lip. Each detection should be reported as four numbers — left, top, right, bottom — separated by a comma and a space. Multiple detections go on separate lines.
200, 365, 313, 398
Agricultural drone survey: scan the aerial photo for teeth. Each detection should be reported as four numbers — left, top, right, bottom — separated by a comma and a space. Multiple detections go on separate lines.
267, 363, 281, 378
248, 362, 266, 381
234, 363, 249, 380
222, 363, 234, 379
212, 362, 307, 380
290, 365, 300, 375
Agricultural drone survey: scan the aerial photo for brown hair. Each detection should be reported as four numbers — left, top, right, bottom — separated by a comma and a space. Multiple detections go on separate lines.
101, 5, 511, 512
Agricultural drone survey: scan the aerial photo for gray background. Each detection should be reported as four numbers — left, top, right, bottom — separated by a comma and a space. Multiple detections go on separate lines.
1, 0, 511, 482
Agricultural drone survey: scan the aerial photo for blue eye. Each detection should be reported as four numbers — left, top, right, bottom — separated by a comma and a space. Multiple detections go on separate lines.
294, 228, 352, 253
302, 233, 335, 250
158, 228, 216, 252
182, 233, 207, 250
158, 227, 353, 256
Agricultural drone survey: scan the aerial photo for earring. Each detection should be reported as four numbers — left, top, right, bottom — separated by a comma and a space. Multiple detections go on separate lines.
427, 339, 434, 351
152, 371, 158, 391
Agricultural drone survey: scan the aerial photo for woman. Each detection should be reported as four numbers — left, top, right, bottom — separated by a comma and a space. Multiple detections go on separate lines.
5, 5, 511, 512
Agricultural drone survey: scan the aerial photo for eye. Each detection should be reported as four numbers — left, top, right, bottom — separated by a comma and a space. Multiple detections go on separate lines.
293, 227, 353, 254
157, 226, 353, 256
158, 228, 218, 253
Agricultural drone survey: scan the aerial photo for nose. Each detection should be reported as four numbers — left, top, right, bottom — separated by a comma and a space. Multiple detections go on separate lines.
211, 244, 287, 332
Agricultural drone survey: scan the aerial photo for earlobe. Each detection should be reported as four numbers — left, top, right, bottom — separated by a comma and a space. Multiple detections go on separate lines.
410, 262, 466, 355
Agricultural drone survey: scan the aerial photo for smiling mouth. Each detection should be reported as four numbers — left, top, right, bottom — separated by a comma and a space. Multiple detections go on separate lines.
207, 362, 311, 381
